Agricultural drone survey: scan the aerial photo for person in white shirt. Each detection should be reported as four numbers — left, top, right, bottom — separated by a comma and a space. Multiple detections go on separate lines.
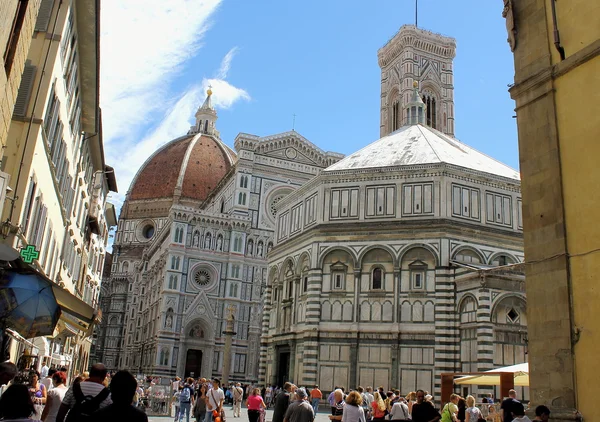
41, 368, 56, 392
390, 398, 410, 420
41, 371, 69, 422
205, 378, 225, 422
41, 363, 49, 379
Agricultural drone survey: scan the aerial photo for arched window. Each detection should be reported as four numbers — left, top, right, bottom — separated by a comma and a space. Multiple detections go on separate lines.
122, 261, 129, 273
168, 275, 178, 290
392, 100, 400, 131
422, 92, 437, 129
220, 198, 225, 213
372, 268, 383, 290
174, 226, 183, 243
243, 176, 249, 189
238, 192, 244, 205
239, 176, 244, 188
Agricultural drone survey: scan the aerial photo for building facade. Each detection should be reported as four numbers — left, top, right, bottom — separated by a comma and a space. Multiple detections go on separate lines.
1, 0, 117, 375
505, 0, 599, 420
99, 90, 341, 381
261, 25, 527, 400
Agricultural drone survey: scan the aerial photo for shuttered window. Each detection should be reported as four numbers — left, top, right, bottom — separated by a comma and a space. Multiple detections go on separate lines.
13, 63, 36, 117
35, 0, 54, 32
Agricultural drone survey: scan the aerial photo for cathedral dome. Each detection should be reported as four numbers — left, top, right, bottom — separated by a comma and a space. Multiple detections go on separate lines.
128, 133, 236, 202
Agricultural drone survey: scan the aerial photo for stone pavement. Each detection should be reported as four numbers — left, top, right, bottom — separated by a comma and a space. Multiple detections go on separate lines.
148, 403, 333, 422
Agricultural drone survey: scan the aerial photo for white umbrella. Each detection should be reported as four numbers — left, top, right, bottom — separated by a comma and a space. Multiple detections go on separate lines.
454, 363, 529, 386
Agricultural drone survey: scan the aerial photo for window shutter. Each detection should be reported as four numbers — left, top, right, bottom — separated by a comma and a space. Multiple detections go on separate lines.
35, 0, 55, 32
13, 64, 36, 117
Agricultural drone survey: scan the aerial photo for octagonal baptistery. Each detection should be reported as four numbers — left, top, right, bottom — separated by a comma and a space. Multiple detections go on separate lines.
122, 134, 236, 220
262, 85, 526, 398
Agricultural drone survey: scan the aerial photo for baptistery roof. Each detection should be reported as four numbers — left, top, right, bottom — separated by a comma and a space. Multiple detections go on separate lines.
128, 133, 236, 202
324, 124, 520, 180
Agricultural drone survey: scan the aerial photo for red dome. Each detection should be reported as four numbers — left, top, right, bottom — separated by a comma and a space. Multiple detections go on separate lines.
128, 134, 235, 202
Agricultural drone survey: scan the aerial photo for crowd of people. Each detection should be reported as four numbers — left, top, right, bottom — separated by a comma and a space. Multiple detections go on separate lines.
0, 361, 147, 422
0, 361, 554, 422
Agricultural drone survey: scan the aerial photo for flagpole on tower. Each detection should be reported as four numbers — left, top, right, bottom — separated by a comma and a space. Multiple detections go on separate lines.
415, 0, 418, 27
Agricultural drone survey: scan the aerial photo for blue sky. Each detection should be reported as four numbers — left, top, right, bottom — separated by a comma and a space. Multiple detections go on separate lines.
100, 0, 518, 205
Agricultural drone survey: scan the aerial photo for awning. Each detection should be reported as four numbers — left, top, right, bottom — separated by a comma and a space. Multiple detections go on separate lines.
454, 362, 529, 386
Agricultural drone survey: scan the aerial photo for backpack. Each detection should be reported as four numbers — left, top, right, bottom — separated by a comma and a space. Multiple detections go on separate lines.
66, 383, 110, 422
180, 386, 191, 403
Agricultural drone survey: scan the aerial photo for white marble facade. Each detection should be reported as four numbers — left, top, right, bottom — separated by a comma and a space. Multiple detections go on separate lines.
260, 25, 527, 401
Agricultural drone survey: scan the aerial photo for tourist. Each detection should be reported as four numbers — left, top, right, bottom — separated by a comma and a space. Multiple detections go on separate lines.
194, 384, 208, 422
273, 382, 293, 422
173, 385, 183, 422
205, 378, 224, 422
510, 402, 530, 422
89, 370, 148, 422
328, 387, 338, 406
457, 396, 467, 422
56, 363, 112, 422
41, 363, 49, 379
370, 392, 386, 422
179, 380, 195, 422
247, 387, 267, 422
28, 372, 47, 419
0, 384, 40, 421
0, 362, 18, 398
441, 394, 459, 422
411, 390, 440, 422
341, 391, 365, 422
532, 406, 550, 422
266, 385, 273, 408
390, 397, 410, 421
233, 382, 244, 417
465, 395, 483, 422
500, 390, 520, 422
41, 369, 56, 392
41, 371, 68, 422
405, 392, 417, 415
310, 385, 322, 414
284, 388, 314, 422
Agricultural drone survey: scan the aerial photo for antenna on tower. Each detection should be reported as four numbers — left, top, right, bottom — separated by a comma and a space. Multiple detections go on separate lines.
415, 0, 418, 27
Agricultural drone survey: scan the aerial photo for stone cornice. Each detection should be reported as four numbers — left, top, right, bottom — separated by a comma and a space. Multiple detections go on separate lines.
378, 25, 456, 68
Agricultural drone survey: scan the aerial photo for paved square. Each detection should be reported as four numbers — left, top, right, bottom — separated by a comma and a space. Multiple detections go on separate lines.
148, 404, 332, 422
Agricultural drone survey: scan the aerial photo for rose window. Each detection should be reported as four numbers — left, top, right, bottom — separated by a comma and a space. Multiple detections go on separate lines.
194, 270, 211, 286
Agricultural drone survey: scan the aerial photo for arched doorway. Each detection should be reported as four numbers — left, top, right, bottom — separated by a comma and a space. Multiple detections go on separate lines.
179, 319, 214, 379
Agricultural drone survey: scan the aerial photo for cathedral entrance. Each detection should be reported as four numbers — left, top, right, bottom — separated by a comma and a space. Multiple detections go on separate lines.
276, 347, 290, 387
185, 349, 202, 378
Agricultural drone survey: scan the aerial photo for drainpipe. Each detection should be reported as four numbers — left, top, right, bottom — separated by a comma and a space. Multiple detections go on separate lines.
550, 0, 566, 60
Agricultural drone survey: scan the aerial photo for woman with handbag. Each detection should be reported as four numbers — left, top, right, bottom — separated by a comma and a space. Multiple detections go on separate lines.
441, 395, 459, 422
28, 372, 47, 419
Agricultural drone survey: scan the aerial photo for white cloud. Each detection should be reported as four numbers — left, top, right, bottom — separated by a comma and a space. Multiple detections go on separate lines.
216, 46, 238, 79
202, 78, 250, 109
100, 2, 250, 203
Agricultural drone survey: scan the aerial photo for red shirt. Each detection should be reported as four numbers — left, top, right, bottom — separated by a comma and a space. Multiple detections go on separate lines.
247, 395, 263, 411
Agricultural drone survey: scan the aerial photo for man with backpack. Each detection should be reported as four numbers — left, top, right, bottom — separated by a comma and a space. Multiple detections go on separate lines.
56, 363, 112, 422
179, 379, 195, 422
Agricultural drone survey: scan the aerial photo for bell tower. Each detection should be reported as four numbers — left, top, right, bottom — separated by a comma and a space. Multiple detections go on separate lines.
378, 25, 456, 136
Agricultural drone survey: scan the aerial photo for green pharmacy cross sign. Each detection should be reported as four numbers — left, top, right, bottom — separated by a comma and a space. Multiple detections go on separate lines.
20, 245, 40, 264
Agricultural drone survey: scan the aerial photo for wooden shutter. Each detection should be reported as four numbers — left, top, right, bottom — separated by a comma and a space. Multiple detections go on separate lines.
35, 0, 54, 32
13, 63, 36, 117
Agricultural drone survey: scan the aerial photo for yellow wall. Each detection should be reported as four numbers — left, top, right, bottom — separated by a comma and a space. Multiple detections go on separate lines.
0, 0, 41, 148
554, 42, 600, 422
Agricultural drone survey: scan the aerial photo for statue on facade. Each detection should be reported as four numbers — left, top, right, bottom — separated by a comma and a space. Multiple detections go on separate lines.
193, 231, 200, 247
165, 314, 173, 329
204, 234, 211, 249
190, 324, 204, 338
257, 242, 263, 257
502, 0, 517, 51
216, 235, 223, 251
